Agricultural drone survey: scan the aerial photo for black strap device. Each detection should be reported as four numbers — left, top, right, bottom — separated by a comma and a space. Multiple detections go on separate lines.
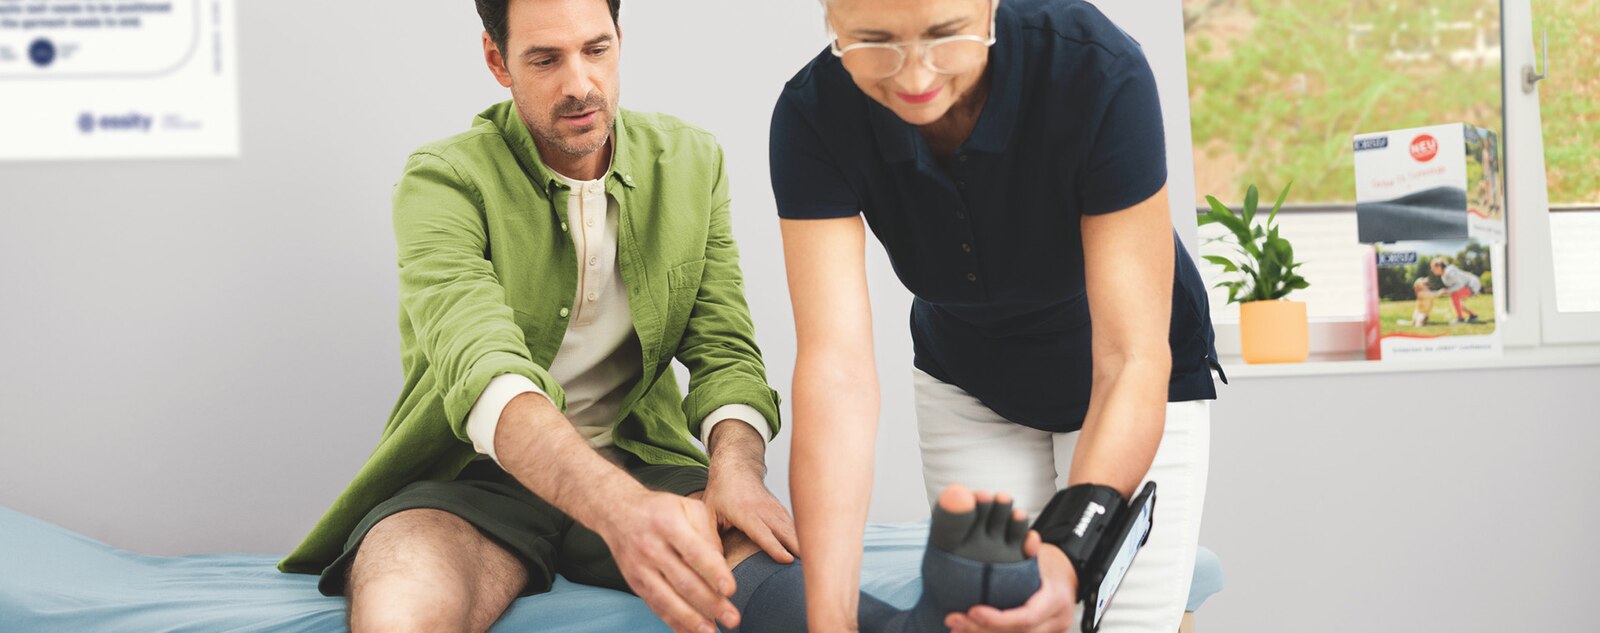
1031, 481, 1158, 633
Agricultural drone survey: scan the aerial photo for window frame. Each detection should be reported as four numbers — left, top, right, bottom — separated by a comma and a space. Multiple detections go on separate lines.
1504, 0, 1600, 343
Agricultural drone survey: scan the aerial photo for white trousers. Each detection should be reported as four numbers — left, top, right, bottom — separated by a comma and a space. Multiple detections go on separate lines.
914, 369, 1211, 633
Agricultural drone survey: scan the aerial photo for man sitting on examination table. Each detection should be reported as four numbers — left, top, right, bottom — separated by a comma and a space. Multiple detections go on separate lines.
276, 1, 793, 632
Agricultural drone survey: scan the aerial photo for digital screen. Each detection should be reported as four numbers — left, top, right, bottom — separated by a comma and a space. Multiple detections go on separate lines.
1092, 493, 1154, 628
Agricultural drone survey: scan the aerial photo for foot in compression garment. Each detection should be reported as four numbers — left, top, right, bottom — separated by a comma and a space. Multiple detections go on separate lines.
725, 485, 1040, 632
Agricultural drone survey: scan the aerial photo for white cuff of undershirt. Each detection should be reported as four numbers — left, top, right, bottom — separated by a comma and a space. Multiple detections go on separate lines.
699, 404, 772, 448
465, 373, 550, 464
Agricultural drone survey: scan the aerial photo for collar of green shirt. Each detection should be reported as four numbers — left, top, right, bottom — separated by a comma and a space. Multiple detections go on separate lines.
488, 100, 640, 200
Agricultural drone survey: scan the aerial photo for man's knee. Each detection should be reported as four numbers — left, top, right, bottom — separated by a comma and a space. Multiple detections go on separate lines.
721, 529, 763, 569
353, 509, 477, 578
347, 508, 525, 633
351, 602, 468, 633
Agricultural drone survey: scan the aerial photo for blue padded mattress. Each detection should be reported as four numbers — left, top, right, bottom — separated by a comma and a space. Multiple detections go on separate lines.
0, 505, 929, 632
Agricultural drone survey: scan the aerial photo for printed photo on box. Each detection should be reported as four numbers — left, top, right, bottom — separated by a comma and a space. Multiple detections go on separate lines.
1364, 240, 1501, 360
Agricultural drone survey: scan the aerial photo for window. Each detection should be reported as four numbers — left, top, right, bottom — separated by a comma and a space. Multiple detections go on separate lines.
1536, 0, 1600, 314
1183, 0, 1599, 352
1183, 0, 1505, 326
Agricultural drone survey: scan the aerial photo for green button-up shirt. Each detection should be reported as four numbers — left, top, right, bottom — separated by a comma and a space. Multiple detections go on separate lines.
279, 101, 781, 575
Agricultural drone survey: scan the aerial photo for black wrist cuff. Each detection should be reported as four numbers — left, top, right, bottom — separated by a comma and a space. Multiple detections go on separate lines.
1030, 484, 1128, 596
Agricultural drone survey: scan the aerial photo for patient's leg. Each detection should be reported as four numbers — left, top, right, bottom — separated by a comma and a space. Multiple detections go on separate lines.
346, 509, 526, 633
725, 485, 1039, 633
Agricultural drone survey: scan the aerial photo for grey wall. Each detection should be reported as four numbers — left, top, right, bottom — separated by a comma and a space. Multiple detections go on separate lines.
2, 2, 1597, 632
1203, 366, 1600, 632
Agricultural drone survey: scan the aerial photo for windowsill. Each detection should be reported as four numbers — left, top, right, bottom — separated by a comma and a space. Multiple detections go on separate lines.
1219, 343, 1600, 378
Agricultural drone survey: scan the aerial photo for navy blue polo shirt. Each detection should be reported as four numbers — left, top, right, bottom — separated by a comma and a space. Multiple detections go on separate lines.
768, 0, 1220, 433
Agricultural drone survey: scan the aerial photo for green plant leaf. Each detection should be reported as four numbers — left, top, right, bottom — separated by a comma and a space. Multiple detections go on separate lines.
1268, 179, 1293, 225
1261, 239, 1282, 292
1243, 185, 1259, 226
1212, 212, 1259, 258
1240, 263, 1264, 301
1274, 237, 1294, 267
1202, 255, 1240, 272
1204, 195, 1235, 219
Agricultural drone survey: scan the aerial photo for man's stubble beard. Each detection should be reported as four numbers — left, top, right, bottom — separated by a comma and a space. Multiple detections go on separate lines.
525, 90, 616, 160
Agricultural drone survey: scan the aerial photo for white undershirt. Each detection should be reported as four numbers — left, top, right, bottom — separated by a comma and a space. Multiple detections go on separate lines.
464, 169, 768, 463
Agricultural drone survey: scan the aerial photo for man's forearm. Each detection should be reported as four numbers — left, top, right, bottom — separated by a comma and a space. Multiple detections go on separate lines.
494, 392, 646, 533
706, 418, 768, 481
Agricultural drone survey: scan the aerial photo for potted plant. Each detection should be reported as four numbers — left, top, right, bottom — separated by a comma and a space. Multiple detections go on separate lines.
1201, 182, 1311, 364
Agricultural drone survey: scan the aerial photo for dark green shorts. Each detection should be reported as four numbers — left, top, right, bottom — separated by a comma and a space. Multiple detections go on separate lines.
318, 455, 708, 597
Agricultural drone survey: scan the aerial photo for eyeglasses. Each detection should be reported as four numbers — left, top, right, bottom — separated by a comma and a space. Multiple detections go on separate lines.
829, 12, 996, 79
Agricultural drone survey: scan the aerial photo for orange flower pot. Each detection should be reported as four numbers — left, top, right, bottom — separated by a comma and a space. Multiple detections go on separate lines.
1240, 300, 1309, 364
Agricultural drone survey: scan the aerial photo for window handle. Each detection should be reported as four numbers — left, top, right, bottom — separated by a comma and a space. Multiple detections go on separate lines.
1522, 29, 1548, 94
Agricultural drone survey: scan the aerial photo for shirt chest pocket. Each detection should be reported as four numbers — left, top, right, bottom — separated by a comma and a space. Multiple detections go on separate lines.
662, 258, 706, 338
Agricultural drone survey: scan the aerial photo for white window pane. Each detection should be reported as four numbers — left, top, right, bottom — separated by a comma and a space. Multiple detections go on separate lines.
1197, 210, 1368, 322
1550, 210, 1600, 314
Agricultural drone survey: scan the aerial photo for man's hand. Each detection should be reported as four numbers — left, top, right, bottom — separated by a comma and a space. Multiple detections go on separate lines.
703, 420, 800, 563
494, 395, 739, 632
597, 489, 739, 633
947, 537, 1078, 633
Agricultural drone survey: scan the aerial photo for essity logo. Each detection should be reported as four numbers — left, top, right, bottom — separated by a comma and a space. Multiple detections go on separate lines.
76, 111, 155, 134
1409, 134, 1439, 162
29, 38, 57, 67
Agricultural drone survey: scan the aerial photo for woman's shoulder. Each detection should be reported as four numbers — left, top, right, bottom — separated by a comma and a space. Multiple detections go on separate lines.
776, 47, 859, 114
772, 47, 874, 149
1008, 0, 1149, 71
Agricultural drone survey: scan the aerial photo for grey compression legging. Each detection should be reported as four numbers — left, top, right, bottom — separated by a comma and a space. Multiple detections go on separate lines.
721, 499, 1041, 633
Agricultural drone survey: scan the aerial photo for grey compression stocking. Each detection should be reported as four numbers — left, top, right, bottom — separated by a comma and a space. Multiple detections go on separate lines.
723, 498, 1040, 633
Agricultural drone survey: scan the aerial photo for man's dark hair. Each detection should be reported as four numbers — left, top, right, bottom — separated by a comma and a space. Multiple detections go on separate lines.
476, 0, 622, 55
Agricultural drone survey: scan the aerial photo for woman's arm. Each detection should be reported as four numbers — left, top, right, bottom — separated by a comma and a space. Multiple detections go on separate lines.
1071, 185, 1176, 497
780, 216, 879, 632
949, 187, 1180, 632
